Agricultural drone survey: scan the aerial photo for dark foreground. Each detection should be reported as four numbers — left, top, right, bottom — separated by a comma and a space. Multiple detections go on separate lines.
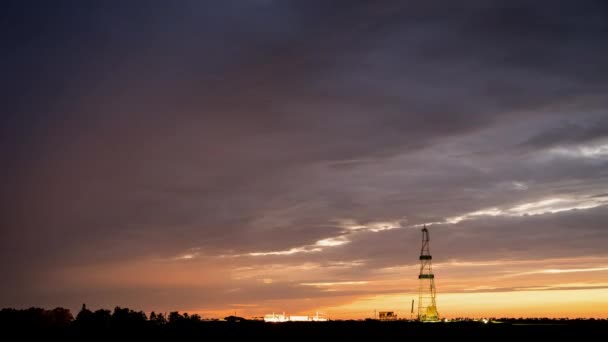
3, 319, 608, 339
2, 307, 607, 339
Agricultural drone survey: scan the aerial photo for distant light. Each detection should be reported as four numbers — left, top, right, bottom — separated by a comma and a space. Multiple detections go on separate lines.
263, 312, 328, 322
264, 313, 288, 323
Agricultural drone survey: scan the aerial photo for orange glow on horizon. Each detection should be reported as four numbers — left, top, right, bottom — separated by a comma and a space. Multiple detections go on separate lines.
315, 288, 608, 319
41, 254, 608, 320
192, 288, 608, 320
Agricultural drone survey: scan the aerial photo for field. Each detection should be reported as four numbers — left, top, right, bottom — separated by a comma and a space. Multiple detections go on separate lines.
4, 318, 607, 339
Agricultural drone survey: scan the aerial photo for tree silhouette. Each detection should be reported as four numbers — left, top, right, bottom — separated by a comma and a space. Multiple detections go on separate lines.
0, 307, 73, 330
150, 312, 167, 325
224, 315, 246, 322
112, 306, 147, 329
91, 309, 112, 329
168, 311, 183, 324
48, 307, 73, 327
75, 304, 92, 323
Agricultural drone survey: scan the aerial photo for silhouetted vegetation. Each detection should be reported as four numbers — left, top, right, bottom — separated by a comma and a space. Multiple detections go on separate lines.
224, 315, 247, 322
0, 307, 73, 329
1, 306, 606, 339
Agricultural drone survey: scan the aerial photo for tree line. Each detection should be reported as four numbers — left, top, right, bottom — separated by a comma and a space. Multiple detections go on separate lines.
0, 304, 226, 331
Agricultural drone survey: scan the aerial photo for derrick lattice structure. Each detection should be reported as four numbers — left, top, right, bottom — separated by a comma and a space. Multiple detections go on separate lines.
418, 225, 439, 321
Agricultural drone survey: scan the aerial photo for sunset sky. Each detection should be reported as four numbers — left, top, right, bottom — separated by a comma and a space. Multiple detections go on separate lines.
2, 1, 608, 319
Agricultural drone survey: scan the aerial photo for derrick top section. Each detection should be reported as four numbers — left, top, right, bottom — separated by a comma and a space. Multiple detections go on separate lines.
420, 225, 431, 257
422, 225, 429, 241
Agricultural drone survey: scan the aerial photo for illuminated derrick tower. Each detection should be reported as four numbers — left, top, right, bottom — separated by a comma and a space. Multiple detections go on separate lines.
418, 225, 439, 321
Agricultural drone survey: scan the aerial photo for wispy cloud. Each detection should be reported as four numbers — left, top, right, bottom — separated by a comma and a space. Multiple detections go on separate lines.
505, 266, 608, 278
183, 193, 607, 261
549, 141, 608, 159
440, 194, 608, 226
225, 235, 351, 258
337, 219, 405, 233
315, 236, 350, 247
300, 281, 369, 287
246, 247, 323, 257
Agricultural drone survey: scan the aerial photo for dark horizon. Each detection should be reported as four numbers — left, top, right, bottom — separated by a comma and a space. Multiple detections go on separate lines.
3, 304, 608, 321
2, 306, 608, 340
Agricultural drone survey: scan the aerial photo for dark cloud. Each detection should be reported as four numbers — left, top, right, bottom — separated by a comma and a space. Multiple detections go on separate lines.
1, 0, 608, 312
520, 116, 608, 149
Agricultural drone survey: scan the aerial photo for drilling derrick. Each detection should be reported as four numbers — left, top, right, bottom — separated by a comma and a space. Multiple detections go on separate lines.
418, 225, 439, 321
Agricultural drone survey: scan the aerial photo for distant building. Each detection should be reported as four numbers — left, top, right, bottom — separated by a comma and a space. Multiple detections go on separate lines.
310, 312, 328, 322
264, 313, 288, 322
263, 312, 328, 322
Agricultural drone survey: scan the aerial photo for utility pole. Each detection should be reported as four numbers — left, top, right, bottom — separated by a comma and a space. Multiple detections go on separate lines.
410, 299, 414, 320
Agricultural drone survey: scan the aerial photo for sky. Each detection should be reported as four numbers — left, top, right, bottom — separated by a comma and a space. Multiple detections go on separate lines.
1, 0, 608, 319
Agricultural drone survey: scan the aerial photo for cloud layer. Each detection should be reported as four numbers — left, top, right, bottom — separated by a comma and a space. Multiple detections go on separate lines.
1, 0, 608, 317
